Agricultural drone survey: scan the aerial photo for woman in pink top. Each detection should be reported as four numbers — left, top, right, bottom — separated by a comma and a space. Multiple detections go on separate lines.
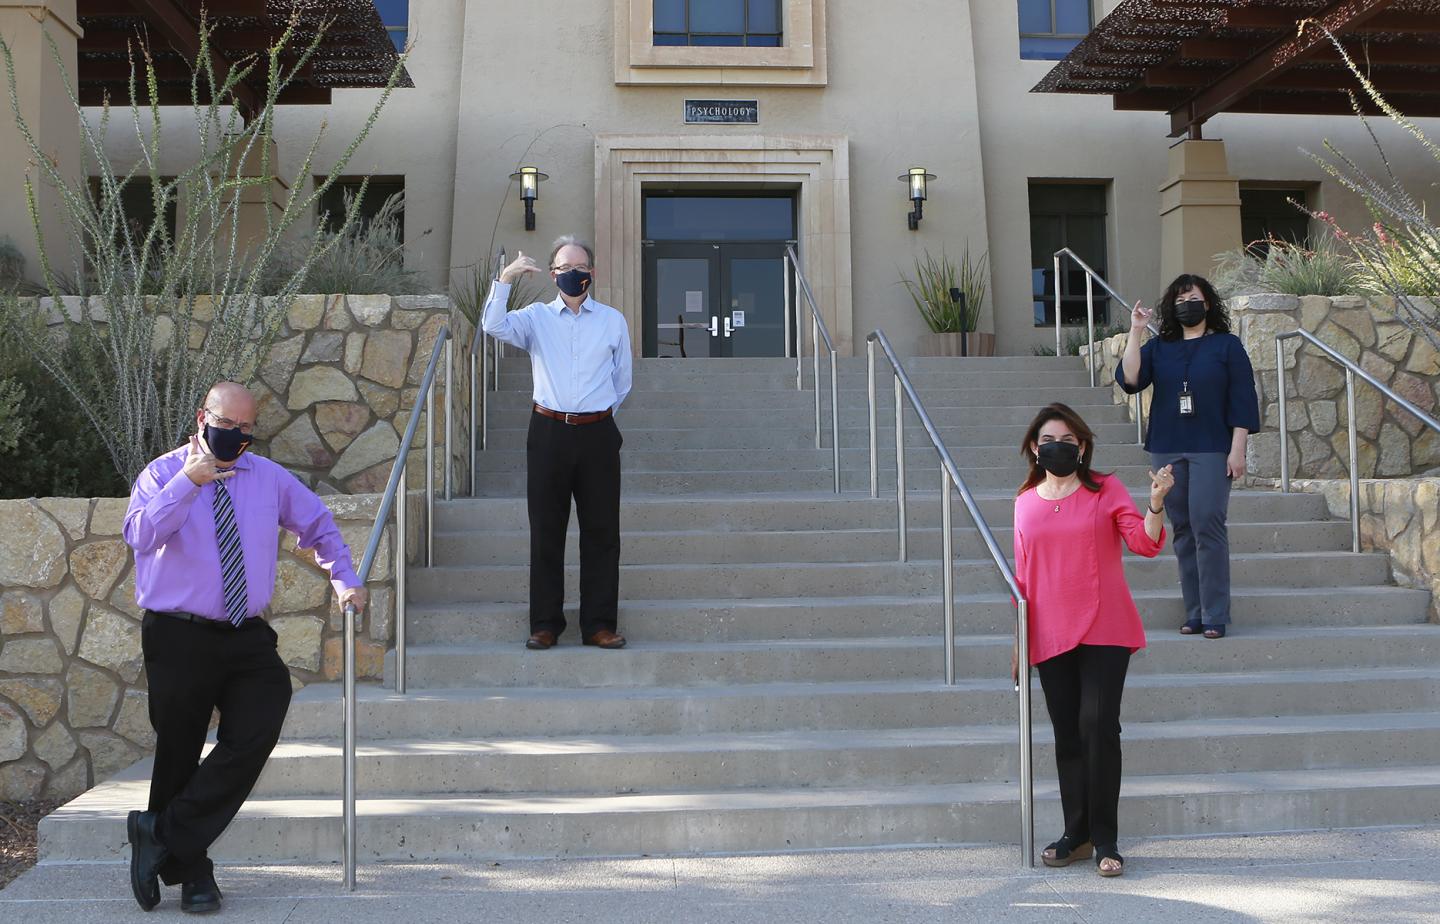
1013, 403, 1174, 877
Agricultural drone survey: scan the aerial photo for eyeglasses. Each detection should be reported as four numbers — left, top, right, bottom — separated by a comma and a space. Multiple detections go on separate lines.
552, 263, 591, 273
204, 409, 255, 436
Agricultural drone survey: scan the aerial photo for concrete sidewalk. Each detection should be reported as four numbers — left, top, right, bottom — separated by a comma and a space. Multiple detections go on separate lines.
3, 826, 1438, 923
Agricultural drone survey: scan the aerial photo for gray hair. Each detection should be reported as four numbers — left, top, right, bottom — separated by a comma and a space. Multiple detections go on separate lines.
549, 235, 595, 268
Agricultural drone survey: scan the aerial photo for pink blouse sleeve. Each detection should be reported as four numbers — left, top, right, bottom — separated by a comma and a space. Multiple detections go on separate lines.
1105, 476, 1165, 558
1011, 498, 1028, 603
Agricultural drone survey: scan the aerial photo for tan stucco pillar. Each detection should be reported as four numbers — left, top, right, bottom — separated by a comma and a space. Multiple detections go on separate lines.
219, 138, 289, 258
0, 1, 82, 285
1158, 138, 1242, 285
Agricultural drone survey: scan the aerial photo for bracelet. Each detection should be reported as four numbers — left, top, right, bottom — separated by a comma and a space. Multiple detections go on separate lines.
1148, 503, 1164, 515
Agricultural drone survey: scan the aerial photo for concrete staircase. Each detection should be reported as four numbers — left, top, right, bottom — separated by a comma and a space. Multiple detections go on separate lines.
41, 356, 1440, 863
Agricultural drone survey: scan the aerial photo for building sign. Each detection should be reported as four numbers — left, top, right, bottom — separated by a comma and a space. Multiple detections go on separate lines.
684, 100, 759, 124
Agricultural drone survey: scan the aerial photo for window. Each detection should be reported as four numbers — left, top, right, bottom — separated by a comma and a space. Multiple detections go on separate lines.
1241, 187, 1311, 256
89, 176, 178, 248
644, 195, 796, 241
1029, 183, 1109, 327
316, 178, 406, 242
654, 0, 782, 47
374, 0, 408, 51
1019, 0, 1091, 61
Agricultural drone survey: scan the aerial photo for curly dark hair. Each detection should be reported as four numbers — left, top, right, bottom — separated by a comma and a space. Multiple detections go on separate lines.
1156, 274, 1230, 341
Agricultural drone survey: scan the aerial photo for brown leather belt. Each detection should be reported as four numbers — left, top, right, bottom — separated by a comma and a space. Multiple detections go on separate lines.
533, 404, 613, 425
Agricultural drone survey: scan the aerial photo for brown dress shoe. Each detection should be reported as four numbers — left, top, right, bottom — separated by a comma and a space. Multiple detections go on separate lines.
582, 629, 627, 649
526, 630, 557, 650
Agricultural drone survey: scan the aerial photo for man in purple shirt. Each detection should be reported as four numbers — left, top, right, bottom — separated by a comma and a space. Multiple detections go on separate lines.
122, 381, 366, 914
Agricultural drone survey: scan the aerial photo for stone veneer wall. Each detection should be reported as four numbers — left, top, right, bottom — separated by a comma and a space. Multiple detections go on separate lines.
1080, 294, 1440, 480
0, 492, 420, 802
1287, 477, 1440, 624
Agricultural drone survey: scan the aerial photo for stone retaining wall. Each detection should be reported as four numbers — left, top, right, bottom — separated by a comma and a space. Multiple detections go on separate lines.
1079, 294, 1440, 480
0, 492, 418, 801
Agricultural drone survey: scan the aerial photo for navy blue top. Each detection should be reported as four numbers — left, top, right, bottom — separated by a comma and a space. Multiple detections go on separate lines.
1116, 332, 1261, 454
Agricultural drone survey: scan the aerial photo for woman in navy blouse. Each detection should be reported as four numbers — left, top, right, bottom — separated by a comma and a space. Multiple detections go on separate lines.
1116, 274, 1260, 639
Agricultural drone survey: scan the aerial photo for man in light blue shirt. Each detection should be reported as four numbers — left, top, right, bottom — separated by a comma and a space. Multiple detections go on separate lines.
483, 236, 632, 650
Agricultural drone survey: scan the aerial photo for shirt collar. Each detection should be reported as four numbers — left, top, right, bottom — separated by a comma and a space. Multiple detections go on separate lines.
549, 294, 593, 315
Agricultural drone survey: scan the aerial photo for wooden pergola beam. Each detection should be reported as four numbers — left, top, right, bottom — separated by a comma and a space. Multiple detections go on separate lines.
119, 0, 262, 115
79, 82, 331, 108
77, 0, 266, 16
1168, 0, 1396, 137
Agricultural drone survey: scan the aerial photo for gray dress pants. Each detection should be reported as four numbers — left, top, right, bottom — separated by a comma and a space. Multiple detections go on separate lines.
1150, 451, 1232, 627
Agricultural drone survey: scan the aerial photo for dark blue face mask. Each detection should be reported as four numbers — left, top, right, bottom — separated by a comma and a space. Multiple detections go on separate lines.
554, 268, 592, 298
203, 421, 252, 462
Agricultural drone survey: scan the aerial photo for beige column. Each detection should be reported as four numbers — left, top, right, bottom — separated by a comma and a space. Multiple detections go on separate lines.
218, 138, 289, 258
1158, 138, 1242, 285
0, 1, 82, 285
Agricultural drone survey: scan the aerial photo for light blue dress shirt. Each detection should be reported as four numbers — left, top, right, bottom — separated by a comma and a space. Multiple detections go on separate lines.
482, 281, 633, 413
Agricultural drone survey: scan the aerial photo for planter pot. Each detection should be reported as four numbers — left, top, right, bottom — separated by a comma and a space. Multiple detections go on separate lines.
917, 331, 996, 357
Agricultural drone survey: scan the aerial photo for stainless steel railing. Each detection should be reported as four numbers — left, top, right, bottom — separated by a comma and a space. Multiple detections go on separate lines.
865, 328, 1035, 869
785, 244, 841, 493
341, 324, 454, 889
469, 249, 508, 495
1277, 328, 1440, 553
1052, 248, 1152, 446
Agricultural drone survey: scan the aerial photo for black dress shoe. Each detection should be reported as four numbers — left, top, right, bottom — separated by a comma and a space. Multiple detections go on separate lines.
127, 810, 167, 911
181, 873, 223, 914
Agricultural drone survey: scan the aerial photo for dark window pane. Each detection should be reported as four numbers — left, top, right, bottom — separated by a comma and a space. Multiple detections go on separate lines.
387, 27, 406, 51
747, 33, 781, 46
373, 0, 408, 26
747, 0, 780, 33
645, 196, 795, 241
654, 0, 685, 33
653, 32, 688, 44
1020, 35, 1081, 59
1029, 183, 1109, 327
317, 179, 406, 243
693, 34, 746, 45
1018, 0, 1052, 34
1054, 0, 1091, 35
690, 0, 744, 33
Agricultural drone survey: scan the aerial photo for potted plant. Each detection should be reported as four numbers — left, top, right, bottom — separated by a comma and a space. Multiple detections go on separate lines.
901, 246, 994, 357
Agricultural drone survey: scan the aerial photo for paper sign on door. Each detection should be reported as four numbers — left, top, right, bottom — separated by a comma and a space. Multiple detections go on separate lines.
685, 291, 703, 313
732, 310, 746, 328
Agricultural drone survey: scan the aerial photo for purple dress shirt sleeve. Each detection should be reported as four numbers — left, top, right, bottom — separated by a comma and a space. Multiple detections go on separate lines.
124, 458, 202, 553
277, 470, 361, 597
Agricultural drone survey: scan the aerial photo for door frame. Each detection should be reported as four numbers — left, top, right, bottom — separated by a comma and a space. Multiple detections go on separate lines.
642, 240, 797, 358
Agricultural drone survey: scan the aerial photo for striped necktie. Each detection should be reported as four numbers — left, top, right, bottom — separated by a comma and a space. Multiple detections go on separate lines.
213, 481, 249, 627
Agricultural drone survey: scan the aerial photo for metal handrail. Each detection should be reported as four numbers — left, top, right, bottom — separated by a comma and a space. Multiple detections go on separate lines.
341, 324, 454, 890
785, 244, 841, 493
469, 249, 508, 496
1052, 248, 1154, 446
1277, 328, 1440, 553
865, 328, 1034, 869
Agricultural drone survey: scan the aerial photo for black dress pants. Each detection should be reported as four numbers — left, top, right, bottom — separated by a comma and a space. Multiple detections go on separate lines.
526, 410, 623, 638
141, 612, 292, 885
1036, 644, 1132, 850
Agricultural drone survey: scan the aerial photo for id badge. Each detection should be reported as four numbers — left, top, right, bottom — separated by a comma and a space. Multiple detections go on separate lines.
1178, 383, 1196, 417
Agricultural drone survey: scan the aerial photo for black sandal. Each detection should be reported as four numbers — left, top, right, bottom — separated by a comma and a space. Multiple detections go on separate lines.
1095, 844, 1125, 877
1179, 619, 1202, 635
1203, 625, 1227, 639
1041, 834, 1093, 868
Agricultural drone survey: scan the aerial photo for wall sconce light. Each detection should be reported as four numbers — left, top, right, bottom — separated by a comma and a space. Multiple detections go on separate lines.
899, 167, 935, 231
509, 166, 548, 231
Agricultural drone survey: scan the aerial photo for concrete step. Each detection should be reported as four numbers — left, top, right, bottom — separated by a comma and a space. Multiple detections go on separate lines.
432, 521, 1353, 566
40, 764, 1440, 862
406, 587, 1433, 644
406, 551, 1393, 604
388, 627, 1440, 690
434, 492, 1333, 532
279, 669, 1440, 739
481, 398, 1131, 426
493, 355, 1086, 372
242, 712, 1440, 796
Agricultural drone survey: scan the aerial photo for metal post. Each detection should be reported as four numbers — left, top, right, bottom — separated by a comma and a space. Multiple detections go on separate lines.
1135, 392, 1143, 446
1017, 598, 1035, 869
1278, 339, 1290, 493
793, 259, 803, 392
341, 602, 357, 890
941, 465, 955, 686
784, 256, 793, 360
468, 350, 477, 497
493, 333, 501, 389
481, 336, 490, 451
444, 339, 453, 502
830, 350, 840, 494
395, 467, 407, 695
813, 316, 822, 449
867, 339, 878, 499
1347, 369, 1360, 553
1053, 254, 1062, 357
1084, 272, 1096, 388
426, 382, 435, 568
895, 375, 907, 562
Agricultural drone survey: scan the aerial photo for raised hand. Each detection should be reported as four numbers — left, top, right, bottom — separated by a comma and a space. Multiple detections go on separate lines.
182, 434, 237, 486
1148, 464, 1175, 507
499, 250, 543, 285
1130, 299, 1154, 333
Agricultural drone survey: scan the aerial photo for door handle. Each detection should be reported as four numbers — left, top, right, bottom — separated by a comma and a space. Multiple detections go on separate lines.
723, 317, 733, 338
708, 316, 719, 337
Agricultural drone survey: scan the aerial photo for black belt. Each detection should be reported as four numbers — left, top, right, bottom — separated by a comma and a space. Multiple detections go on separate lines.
146, 609, 261, 629
533, 405, 613, 425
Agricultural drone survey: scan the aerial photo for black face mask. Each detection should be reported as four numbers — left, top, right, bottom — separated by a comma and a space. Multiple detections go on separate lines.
555, 268, 592, 298
1174, 299, 1208, 328
204, 423, 252, 463
1036, 441, 1081, 477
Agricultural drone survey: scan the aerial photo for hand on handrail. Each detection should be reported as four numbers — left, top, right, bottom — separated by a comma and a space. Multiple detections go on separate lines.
339, 588, 367, 616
